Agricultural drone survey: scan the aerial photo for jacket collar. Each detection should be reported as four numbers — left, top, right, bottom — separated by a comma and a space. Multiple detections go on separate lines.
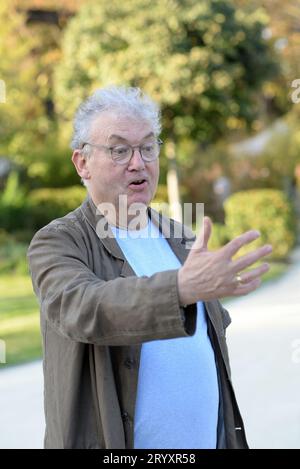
79, 193, 195, 267
79, 194, 230, 374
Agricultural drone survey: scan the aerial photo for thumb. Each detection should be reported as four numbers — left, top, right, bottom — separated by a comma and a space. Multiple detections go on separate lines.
193, 216, 212, 251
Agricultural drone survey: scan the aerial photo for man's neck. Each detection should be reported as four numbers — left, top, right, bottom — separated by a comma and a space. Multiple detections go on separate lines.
90, 193, 149, 230
114, 210, 149, 230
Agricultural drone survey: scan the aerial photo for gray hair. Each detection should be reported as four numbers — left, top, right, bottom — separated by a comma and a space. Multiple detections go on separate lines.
70, 85, 162, 151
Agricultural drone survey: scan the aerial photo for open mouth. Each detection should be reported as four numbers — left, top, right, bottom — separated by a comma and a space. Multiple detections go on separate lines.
130, 179, 146, 185
128, 179, 148, 190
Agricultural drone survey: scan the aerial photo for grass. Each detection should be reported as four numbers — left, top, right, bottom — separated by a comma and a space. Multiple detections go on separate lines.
0, 274, 42, 368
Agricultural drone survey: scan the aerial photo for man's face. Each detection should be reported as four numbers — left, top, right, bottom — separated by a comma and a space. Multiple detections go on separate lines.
82, 112, 159, 216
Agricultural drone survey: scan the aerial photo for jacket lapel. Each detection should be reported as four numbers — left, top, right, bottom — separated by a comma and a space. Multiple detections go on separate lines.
80, 194, 227, 367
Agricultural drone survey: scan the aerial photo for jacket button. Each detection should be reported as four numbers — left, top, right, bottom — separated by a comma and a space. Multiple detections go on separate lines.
124, 357, 135, 369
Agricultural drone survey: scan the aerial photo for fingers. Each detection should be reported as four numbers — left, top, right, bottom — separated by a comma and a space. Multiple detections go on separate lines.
232, 244, 273, 272
233, 262, 270, 285
223, 230, 261, 258
202, 217, 212, 249
192, 216, 212, 251
232, 277, 262, 296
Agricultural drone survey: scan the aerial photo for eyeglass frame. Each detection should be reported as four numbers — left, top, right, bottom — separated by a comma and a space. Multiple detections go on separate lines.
80, 138, 163, 165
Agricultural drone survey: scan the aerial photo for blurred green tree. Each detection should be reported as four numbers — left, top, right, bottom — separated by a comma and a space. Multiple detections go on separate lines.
54, 0, 279, 218
0, 2, 81, 187
234, 0, 300, 119
0, 2, 40, 156
55, 0, 279, 141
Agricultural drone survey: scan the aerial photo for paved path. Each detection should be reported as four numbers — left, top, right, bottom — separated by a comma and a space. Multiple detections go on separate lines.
225, 248, 300, 449
0, 360, 44, 449
0, 249, 299, 449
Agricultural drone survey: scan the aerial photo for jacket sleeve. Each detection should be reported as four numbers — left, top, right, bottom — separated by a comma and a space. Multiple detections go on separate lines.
27, 224, 197, 346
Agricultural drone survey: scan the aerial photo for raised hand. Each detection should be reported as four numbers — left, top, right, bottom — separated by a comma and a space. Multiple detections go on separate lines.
177, 216, 273, 305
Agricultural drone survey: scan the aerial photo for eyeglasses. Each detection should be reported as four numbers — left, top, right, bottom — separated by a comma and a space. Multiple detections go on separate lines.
81, 139, 163, 165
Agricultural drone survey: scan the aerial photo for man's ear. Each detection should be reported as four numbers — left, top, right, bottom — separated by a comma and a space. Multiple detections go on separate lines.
71, 150, 91, 180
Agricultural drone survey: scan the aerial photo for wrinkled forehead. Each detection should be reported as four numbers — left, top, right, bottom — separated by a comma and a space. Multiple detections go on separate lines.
89, 110, 155, 144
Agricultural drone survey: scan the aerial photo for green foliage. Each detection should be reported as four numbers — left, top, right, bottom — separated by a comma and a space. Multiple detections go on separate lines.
224, 189, 296, 259
27, 185, 87, 229
208, 222, 229, 250
0, 171, 28, 232
0, 230, 28, 275
54, 0, 279, 146
0, 171, 25, 207
25, 133, 80, 188
0, 203, 28, 232
0, 2, 71, 189
0, 3, 44, 155
0, 181, 86, 232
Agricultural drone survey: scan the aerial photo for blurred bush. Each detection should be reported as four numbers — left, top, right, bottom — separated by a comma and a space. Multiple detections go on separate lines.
0, 173, 87, 232
208, 222, 230, 251
0, 229, 28, 274
224, 189, 296, 259
0, 171, 28, 232
26, 185, 87, 230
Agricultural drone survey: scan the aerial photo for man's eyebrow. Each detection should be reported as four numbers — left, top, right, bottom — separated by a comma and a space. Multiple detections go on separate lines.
107, 132, 155, 143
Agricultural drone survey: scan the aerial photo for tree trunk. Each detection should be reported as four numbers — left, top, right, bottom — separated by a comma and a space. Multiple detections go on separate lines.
165, 139, 182, 223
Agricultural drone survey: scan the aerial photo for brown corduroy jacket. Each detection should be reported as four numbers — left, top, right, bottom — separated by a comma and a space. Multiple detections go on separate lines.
27, 194, 248, 449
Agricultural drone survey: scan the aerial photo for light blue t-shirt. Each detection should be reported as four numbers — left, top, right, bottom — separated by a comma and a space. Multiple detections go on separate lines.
110, 219, 219, 449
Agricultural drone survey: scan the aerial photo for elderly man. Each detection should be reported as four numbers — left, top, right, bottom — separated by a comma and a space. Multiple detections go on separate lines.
28, 86, 272, 450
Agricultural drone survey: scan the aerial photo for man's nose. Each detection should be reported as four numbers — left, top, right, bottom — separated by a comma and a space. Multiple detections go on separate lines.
128, 148, 146, 170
